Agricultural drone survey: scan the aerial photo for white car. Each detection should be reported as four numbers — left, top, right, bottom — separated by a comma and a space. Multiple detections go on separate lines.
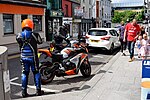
86, 28, 121, 52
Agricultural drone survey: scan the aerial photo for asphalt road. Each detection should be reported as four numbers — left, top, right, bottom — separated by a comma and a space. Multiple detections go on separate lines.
8, 48, 120, 99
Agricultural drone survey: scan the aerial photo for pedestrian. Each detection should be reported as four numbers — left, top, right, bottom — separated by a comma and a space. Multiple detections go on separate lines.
140, 34, 150, 60
16, 19, 44, 97
136, 35, 142, 58
118, 21, 127, 56
123, 19, 141, 62
140, 26, 147, 38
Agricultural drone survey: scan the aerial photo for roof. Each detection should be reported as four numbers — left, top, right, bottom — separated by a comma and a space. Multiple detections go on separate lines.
0, 0, 46, 8
89, 28, 117, 31
113, 2, 144, 8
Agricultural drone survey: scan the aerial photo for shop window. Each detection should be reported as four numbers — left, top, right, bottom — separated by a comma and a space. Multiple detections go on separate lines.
33, 15, 42, 31
3, 14, 14, 35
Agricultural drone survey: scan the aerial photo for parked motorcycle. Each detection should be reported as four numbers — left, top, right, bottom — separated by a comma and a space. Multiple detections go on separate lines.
38, 36, 91, 84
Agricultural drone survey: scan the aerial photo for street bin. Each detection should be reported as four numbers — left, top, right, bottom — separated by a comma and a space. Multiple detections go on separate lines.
0, 46, 11, 100
141, 60, 150, 100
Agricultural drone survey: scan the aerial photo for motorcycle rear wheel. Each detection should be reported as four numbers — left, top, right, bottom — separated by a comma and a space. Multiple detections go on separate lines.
39, 64, 55, 84
80, 60, 91, 77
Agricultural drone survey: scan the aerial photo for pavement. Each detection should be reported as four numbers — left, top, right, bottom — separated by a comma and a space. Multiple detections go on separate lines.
1, 43, 142, 100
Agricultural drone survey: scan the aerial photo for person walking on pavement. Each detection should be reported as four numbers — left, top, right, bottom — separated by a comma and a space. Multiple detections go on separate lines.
119, 21, 127, 56
140, 26, 148, 38
123, 19, 141, 62
16, 19, 44, 97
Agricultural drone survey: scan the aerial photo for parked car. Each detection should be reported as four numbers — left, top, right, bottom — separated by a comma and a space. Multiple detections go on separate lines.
86, 28, 121, 53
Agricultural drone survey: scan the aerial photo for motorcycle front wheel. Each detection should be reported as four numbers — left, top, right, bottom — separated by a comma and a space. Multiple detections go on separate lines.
80, 60, 91, 77
39, 64, 55, 84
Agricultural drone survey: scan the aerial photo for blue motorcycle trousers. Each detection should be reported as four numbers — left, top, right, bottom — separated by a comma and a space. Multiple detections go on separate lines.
21, 57, 41, 90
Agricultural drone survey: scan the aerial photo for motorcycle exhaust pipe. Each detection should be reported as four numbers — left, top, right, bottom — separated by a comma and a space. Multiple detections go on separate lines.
47, 63, 59, 73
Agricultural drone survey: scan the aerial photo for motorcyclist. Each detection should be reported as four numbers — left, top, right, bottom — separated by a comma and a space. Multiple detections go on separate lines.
16, 19, 43, 97
53, 33, 70, 51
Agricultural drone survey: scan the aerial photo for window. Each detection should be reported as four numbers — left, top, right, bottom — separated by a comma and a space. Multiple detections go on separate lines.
51, 0, 61, 10
83, 6, 85, 17
89, 30, 107, 36
89, 8, 91, 18
33, 15, 42, 31
89, 0, 92, 5
109, 30, 116, 36
3, 14, 14, 35
113, 30, 119, 37
64, 4, 68, 17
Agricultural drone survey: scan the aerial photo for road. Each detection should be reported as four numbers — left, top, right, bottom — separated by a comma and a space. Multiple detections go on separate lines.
8, 48, 119, 99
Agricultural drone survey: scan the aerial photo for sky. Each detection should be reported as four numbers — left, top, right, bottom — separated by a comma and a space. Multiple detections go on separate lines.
111, 0, 144, 3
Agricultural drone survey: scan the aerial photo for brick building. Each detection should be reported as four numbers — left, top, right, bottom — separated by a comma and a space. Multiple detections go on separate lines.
0, 0, 46, 45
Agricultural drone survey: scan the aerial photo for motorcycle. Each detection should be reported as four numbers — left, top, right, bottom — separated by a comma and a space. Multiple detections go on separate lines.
38, 36, 91, 84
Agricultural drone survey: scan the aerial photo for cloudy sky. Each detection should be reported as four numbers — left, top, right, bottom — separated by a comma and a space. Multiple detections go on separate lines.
111, 0, 144, 3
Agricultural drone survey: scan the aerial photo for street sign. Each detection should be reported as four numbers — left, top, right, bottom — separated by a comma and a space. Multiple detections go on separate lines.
141, 60, 150, 100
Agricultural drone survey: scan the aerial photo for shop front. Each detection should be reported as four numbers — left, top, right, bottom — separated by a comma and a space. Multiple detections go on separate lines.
72, 18, 81, 38
81, 18, 92, 35
63, 17, 73, 36
0, 3, 46, 45
46, 10, 63, 41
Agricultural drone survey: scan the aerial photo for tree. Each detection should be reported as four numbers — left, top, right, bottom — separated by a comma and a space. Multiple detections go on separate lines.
112, 10, 144, 23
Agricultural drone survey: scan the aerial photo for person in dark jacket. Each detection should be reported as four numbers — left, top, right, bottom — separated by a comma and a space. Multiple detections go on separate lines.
16, 19, 43, 97
119, 21, 127, 56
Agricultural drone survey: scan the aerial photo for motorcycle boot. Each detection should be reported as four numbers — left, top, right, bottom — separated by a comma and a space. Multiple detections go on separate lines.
22, 89, 29, 97
36, 89, 44, 96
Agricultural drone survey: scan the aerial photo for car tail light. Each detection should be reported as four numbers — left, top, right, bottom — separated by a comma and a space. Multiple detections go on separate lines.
101, 36, 111, 40
85, 35, 90, 39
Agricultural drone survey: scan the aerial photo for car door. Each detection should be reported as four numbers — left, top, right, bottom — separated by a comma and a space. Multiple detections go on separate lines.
113, 30, 121, 47
109, 30, 116, 45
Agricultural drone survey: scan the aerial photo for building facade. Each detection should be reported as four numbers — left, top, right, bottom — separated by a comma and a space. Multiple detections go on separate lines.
80, 0, 93, 34
62, 0, 73, 36
63, 0, 81, 38
101, 0, 112, 28
45, 0, 63, 41
90, 0, 112, 28
0, 0, 46, 45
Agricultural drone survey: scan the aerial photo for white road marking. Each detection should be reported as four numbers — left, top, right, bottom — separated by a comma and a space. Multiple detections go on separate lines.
10, 77, 19, 82
10, 77, 60, 93
92, 55, 104, 58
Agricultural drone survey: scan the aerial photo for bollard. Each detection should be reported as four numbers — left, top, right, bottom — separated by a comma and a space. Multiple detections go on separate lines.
0, 46, 11, 100
141, 60, 150, 100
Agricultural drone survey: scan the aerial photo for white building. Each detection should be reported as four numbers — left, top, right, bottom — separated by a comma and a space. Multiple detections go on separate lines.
80, 0, 93, 33
101, 0, 112, 28
87, 0, 112, 28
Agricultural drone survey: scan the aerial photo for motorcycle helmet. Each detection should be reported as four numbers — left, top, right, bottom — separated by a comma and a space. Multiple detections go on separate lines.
22, 19, 34, 30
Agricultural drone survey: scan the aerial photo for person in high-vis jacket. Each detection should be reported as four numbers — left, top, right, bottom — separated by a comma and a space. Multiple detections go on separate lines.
16, 19, 43, 97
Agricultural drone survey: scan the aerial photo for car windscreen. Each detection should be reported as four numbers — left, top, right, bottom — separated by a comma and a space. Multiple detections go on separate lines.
88, 30, 107, 36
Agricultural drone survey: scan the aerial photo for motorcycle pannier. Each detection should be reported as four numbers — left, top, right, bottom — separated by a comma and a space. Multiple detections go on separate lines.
52, 53, 63, 63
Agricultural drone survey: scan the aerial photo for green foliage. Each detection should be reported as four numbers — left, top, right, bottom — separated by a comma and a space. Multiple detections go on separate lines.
112, 10, 144, 23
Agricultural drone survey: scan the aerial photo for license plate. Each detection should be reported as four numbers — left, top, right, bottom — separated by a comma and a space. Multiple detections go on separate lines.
90, 40, 99, 42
